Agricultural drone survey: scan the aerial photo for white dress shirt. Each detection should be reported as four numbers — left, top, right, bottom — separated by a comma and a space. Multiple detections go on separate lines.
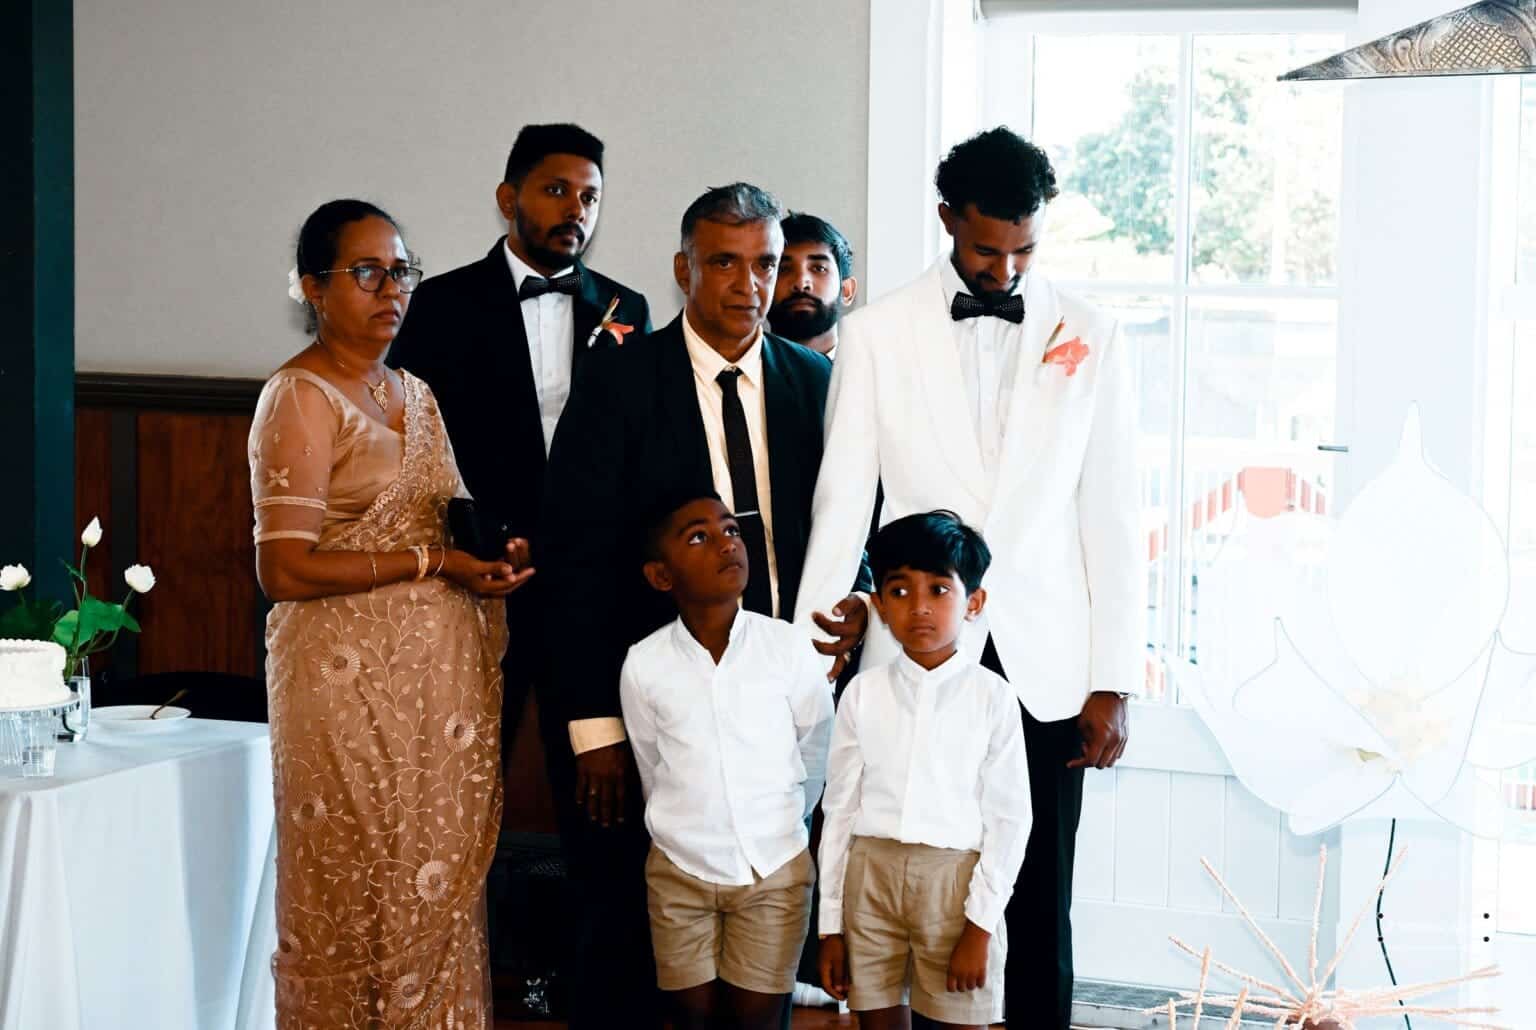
818, 650, 1031, 935
503, 242, 576, 455
568, 318, 789, 758
682, 314, 783, 617
620, 611, 834, 886
938, 257, 1028, 480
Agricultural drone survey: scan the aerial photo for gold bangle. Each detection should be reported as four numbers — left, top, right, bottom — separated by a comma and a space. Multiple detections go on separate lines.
366, 552, 378, 591
411, 545, 429, 582
431, 547, 447, 577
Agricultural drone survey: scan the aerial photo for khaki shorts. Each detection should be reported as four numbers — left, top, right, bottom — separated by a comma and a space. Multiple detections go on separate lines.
645, 846, 814, 995
842, 836, 1007, 1025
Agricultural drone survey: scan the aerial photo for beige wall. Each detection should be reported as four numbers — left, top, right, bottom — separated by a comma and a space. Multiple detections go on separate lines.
75, 0, 870, 376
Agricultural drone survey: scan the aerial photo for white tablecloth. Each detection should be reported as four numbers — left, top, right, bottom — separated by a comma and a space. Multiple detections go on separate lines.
0, 720, 277, 1030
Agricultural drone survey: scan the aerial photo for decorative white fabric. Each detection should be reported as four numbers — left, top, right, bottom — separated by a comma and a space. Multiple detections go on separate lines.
0, 720, 276, 1030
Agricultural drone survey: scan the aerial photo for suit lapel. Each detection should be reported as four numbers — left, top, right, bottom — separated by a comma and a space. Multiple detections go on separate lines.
654, 320, 714, 486
571, 263, 607, 375
911, 263, 991, 508
478, 240, 545, 446
760, 337, 804, 566
990, 274, 1068, 533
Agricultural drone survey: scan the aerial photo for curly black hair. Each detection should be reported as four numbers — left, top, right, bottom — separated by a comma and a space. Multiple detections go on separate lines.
934, 126, 1059, 222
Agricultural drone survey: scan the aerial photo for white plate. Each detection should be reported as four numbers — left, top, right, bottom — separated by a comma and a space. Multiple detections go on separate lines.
92, 705, 192, 732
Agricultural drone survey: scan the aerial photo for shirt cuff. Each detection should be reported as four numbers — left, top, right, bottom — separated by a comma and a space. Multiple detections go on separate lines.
817, 900, 843, 936
569, 717, 627, 755
963, 883, 1007, 936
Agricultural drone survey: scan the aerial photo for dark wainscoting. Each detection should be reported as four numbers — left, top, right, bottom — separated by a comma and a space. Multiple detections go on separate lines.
74, 372, 557, 835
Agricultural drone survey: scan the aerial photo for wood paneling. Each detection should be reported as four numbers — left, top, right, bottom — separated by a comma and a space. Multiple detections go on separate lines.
135, 410, 260, 677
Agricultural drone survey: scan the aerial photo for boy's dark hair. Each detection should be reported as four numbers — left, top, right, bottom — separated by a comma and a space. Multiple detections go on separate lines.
639, 487, 726, 563
868, 510, 991, 594
504, 123, 605, 185
934, 126, 1059, 223
781, 212, 855, 279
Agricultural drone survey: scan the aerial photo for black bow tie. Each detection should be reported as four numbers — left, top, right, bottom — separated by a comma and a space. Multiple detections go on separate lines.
950, 291, 1024, 324
518, 271, 581, 300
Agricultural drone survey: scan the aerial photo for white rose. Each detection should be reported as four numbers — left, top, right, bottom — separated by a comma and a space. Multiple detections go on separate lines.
81, 516, 103, 548
124, 564, 156, 594
0, 564, 31, 591
287, 266, 307, 304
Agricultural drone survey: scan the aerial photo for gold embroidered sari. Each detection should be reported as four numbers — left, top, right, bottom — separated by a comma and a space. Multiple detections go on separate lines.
249, 368, 506, 1029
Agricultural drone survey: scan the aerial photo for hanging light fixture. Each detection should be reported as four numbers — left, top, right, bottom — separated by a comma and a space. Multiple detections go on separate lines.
1281, 0, 1536, 81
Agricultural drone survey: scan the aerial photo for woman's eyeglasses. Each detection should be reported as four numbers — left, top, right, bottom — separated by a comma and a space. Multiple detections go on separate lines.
318, 264, 424, 293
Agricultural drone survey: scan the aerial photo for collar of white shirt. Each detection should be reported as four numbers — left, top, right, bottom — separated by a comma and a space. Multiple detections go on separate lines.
503, 240, 575, 297
894, 646, 976, 689
682, 312, 764, 389
670, 610, 746, 667
939, 253, 1026, 309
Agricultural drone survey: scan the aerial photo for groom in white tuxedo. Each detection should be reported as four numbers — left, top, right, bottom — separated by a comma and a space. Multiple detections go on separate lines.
795, 127, 1143, 1027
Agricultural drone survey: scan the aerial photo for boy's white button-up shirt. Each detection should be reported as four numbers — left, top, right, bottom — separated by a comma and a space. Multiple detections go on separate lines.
818, 650, 1032, 935
620, 610, 833, 886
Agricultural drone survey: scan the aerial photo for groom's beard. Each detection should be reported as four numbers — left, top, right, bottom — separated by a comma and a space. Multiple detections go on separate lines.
768, 294, 843, 343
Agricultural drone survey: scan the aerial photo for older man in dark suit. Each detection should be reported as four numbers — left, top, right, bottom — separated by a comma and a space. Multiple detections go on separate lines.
541, 182, 869, 1029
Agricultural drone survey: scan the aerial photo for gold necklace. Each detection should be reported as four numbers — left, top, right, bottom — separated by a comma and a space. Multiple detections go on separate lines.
316, 338, 390, 413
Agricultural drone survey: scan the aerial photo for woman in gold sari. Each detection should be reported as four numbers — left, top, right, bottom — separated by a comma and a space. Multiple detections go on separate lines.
250, 200, 533, 1028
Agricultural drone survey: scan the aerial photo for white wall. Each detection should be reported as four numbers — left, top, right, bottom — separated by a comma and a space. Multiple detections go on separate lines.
74, 0, 870, 377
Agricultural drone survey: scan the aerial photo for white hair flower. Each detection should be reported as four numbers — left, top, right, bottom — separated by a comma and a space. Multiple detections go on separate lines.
287, 266, 306, 304
124, 564, 156, 594
81, 516, 103, 548
0, 565, 31, 591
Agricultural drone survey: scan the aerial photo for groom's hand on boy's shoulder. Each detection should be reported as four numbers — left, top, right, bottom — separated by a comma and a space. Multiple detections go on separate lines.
1069, 691, 1130, 771
812, 594, 870, 681
575, 741, 630, 827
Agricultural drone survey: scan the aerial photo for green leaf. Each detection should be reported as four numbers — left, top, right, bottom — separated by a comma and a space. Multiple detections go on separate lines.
52, 610, 79, 647
118, 609, 140, 633
0, 599, 64, 641
77, 596, 129, 642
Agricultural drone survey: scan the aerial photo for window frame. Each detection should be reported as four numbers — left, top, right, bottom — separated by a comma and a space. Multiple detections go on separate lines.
984, 14, 1349, 692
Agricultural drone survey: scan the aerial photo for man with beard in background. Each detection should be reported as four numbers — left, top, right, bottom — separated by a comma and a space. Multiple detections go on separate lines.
767, 213, 857, 359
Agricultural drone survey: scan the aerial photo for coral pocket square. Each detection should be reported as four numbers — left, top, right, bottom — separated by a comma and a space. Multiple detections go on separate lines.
1042, 337, 1089, 377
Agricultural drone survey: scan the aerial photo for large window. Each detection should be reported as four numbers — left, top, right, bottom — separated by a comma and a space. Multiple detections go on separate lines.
1492, 77, 1536, 939
985, 25, 1345, 699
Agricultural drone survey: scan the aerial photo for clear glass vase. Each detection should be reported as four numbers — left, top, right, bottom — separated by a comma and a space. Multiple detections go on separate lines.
59, 655, 90, 743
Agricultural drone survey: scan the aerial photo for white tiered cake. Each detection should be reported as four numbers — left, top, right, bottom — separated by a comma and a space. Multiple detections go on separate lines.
0, 640, 72, 709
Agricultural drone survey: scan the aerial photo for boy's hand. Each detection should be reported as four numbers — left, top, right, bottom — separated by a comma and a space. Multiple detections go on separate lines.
812, 594, 869, 681
946, 921, 990, 993
819, 934, 850, 1001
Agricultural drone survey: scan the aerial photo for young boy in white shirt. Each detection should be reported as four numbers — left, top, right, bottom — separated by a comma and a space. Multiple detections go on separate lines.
620, 491, 834, 1030
818, 510, 1031, 1029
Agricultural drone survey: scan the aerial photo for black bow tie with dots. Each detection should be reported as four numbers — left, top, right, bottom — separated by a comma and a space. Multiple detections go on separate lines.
518, 271, 581, 300
950, 291, 1025, 324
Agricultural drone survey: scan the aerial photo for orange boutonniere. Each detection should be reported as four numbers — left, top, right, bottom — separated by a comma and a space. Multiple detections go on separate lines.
1040, 318, 1090, 377
585, 296, 636, 348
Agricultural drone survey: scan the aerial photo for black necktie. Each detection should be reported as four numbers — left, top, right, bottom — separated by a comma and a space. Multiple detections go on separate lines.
518, 271, 581, 300
715, 368, 774, 616
950, 291, 1025, 324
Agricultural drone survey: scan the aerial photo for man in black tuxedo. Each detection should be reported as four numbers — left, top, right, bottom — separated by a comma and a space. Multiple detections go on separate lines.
541, 183, 869, 1029
387, 123, 652, 1025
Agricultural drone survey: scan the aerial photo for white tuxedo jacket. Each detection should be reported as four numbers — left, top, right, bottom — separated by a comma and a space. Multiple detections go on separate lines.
794, 263, 1144, 721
